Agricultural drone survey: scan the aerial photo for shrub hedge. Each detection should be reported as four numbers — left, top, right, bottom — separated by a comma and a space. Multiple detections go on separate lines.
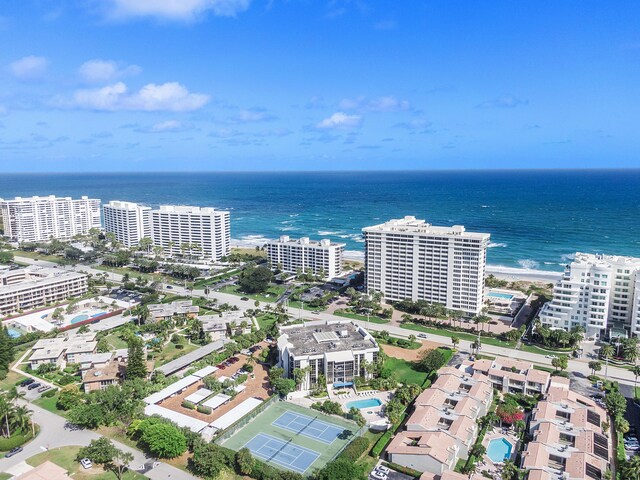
196, 405, 212, 414
338, 436, 370, 462
0, 429, 35, 451
182, 400, 196, 409
371, 431, 393, 457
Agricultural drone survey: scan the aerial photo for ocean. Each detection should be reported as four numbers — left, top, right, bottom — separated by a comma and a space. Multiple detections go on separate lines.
0, 170, 638, 272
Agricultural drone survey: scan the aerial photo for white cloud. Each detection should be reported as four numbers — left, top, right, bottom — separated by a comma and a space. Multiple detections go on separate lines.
338, 95, 410, 112
316, 112, 362, 129
67, 81, 210, 111
236, 109, 273, 122
78, 59, 142, 83
104, 0, 251, 20
477, 96, 528, 109
8, 56, 49, 80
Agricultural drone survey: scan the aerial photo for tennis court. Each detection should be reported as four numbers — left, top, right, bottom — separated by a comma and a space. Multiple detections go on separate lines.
244, 433, 320, 473
272, 411, 344, 444
219, 400, 359, 474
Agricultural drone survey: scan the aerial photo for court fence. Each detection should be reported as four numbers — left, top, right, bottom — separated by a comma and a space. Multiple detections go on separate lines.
328, 423, 367, 462
214, 394, 279, 444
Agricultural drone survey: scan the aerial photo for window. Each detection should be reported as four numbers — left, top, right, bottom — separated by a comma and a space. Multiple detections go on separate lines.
587, 410, 601, 426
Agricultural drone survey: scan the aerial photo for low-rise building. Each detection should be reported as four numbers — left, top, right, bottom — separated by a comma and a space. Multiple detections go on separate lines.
147, 300, 199, 322
200, 311, 252, 340
522, 383, 611, 480
82, 360, 126, 392
0, 266, 88, 316
276, 320, 379, 391
387, 367, 493, 473
29, 332, 97, 369
463, 357, 551, 396
15, 460, 70, 480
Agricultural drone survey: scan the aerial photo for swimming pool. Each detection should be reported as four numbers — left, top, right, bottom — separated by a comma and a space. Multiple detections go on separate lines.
487, 292, 514, 300
71, 314, 89, 324
7, 328, 22, 338
487, 438, 513, 463
346, 398, 382, 409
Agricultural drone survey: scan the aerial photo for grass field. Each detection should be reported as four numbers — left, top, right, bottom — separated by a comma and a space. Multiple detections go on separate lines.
219, 401, 358, 474
400, 322, 516, 348
218, 284, 286, 303
0, 370, 26, 392
334, 310, 390, 324
26, 446, 147, 480
383, 357, 428, 385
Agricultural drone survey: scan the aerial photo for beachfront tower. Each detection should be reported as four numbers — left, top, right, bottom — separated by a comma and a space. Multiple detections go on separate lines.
363, 216, 490, 315
265, 236, 345, 280
103, 201, 152, 248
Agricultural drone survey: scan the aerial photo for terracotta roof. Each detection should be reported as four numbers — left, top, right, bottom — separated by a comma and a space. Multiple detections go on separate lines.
387, 431, 458, 464
15, 461, 69, 480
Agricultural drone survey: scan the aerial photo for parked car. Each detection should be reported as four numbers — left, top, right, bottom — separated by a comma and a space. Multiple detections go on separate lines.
369, 469, 387, 480
80, 458, 93, 469
27, 382, 41, 390
20, 378, 35, 387
375, 466, 391, 475
37, 385, 50, 393
5, 447, 23, 458
545, 355, 557, 359
166, 285, 173, 289
229, 357, 239, 363
216, 364, 226, 370
312, 311, 320, 315
240, 297, 249, 301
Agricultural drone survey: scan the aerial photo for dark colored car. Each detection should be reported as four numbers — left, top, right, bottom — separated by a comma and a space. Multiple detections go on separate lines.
240, 297, 249, 301
216, 363, 226, 370
27, 382, 41, 390
229, 357, 239, 363
20, 378, 35, 387
5, 447, 23, 458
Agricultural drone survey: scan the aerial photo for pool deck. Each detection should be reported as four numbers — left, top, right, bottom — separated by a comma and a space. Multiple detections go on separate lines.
478, 428, 519, 476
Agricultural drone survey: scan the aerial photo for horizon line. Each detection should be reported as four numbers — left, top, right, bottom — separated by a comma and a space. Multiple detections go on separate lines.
1, 167, 640, 175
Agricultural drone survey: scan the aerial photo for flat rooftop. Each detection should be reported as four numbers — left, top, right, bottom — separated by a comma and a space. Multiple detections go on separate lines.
279, 320, 377, 356
363, 215, 490, 240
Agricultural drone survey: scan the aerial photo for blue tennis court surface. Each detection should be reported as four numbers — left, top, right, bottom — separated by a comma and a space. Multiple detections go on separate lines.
272, 411, 344, 444
244, 433, 320, 473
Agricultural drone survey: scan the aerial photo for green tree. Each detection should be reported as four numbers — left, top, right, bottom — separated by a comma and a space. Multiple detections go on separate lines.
450, 336, 460, 350
316, 459, 365, 480
0, 250, 14, 264
56, 384, 84, 411
551, 355, 569, 372
188, 442, 229, 479
78, 438, 134, 480
621, 454, 640, 480
141, 423, 187, 459
238, 264, 274, 293
416, 348, 447, 373
0, 327, 15, 377
604, 391, 627, 420
126, 338, 147, 380
501, 460, 520, 480
601, 344, 615, 381
589, 360, 602, 376
633, 365, 640, 395
236, 447, 254, 475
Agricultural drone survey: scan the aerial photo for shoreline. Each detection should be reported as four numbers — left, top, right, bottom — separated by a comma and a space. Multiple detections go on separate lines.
231, 241, 563, 284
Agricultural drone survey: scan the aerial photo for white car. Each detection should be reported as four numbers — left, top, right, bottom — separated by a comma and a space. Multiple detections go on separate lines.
545, 355, 557, 359
375, 465, 391, 475
369, 471, 387, 480
80, 458, 93, 469
417, 333, 428, 339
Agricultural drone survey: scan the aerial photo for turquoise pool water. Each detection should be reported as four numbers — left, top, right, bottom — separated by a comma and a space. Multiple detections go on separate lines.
7, 328, 22, 338
346, 398, 382, 409
487, 438, 513, 463
487, 292, 514, 300
71, 314, 89, 324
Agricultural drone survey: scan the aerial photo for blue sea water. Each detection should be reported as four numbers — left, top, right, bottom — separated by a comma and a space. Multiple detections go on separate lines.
0, 170, 638, 271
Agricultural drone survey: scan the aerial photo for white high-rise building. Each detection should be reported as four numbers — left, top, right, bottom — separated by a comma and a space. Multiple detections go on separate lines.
363, 216, 490, 315
265, 236, 345, 280
0, 195, 101, 242
539, 252, 640, 338
103, 201, 152, 248
150, 205, 230, 261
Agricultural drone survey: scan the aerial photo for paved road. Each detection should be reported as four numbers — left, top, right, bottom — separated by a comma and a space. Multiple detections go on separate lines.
0, 402, 199, 480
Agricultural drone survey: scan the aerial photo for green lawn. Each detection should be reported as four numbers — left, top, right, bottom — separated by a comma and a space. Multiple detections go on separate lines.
154, 341, 199, 367
93, 265, 164, 283
0, 370, 26, 392
103, 333, 129, 350
33, 394, 66, 416
334, 310, 390, 324
0, 473, 12, 480
400, 322, 516, 348
26, 446, 148, 480
13, 250, 66, 264
287, 300, 326, 312
519, 343, 574, 355
217, 284, 286, 303
256, 313, 278, 331
384, 357, 428, 385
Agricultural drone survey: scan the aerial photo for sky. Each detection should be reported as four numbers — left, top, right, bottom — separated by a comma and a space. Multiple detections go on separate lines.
1, 0, 640, 172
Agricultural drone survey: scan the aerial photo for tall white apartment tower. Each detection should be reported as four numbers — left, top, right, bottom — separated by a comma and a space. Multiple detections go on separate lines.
363, 216, 490, 315
0, 195, 101, 242
103, 201, 152, 248
539, 252, 640, 338
150, 205, 230, 261
266, 236, 345, 280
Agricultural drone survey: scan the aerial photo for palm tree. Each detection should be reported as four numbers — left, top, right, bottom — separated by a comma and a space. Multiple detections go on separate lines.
12, 405, 33, 437
633, 365, 640, 397
501, 460, 520, 480
622, 454, 640, 480
451, 336, 460, 350
601, 344, 615, 381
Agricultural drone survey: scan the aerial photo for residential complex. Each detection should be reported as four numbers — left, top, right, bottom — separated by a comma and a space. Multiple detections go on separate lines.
363, 216, 490, 315
0, 195, 101, 242
276, 320, 379, 391
28, 331, 97, 369
522, 380, 611, 480
539, 252, 640, 338
0, 266, 88, 316
265, 235, 345, 280
147, 300, 200, 322
151, 205, 230, 261
463, 357, 551, 396
102, 200, 152, 248
387, 367, 494, 474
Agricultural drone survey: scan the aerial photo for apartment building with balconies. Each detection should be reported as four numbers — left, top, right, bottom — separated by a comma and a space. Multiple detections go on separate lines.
0, 195, 101, 242
539, 252, 640, 338
103, 200, 152, 248
363, 216, 489, 315
266, 235, 345, 280
463, 357, 551, 396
